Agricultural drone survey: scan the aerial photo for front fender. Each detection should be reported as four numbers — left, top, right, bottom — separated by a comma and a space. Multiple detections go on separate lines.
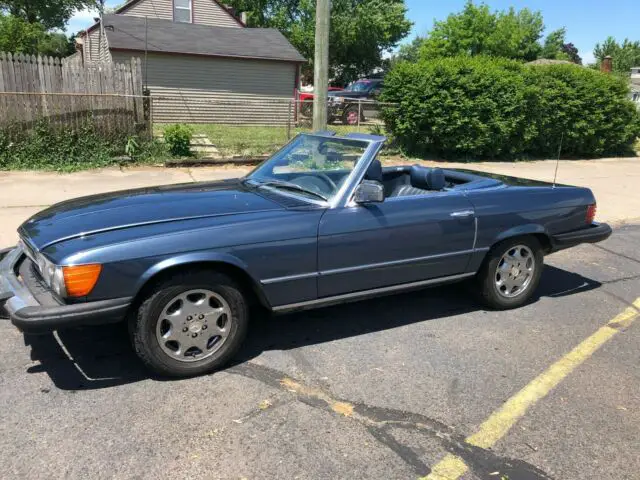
133, 251, 269, 306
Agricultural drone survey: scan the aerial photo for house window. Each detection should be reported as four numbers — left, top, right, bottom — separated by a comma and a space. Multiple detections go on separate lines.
174, 0, 192, 23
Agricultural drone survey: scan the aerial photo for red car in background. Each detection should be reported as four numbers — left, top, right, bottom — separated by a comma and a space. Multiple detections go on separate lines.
298, 87, 344, 118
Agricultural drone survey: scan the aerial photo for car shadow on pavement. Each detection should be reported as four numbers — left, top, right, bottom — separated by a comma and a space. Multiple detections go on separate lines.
24, 265, 600, 391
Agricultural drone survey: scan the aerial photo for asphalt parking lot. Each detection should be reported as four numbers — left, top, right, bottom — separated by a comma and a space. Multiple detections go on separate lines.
0, 222, 638, 480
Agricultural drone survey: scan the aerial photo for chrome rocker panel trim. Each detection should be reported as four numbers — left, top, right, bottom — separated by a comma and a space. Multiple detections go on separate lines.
272, 272, 475, 313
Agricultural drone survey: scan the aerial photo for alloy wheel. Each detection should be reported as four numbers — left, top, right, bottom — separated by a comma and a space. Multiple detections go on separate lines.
494, 245, 535, 299
155, 289, 232, 362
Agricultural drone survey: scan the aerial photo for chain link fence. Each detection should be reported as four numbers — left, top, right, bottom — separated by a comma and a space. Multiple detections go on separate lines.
150, 95, 395, 158
0, 91, 394, 163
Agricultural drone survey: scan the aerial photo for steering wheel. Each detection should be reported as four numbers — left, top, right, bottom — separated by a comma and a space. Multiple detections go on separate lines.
291, 173, 337, 196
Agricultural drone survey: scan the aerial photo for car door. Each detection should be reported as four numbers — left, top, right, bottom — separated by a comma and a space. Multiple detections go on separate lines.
317, 192, 476, 298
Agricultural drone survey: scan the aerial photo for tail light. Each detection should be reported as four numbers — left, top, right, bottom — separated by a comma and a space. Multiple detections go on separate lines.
586, 204, 597, 224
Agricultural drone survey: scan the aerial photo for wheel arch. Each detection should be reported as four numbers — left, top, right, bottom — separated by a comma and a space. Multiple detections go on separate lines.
469, 226, 552, 273
493, 225, 552, 254
130, 253, 272, 313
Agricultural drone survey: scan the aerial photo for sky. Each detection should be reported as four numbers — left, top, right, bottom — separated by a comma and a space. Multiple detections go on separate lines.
67, 0, 639, 64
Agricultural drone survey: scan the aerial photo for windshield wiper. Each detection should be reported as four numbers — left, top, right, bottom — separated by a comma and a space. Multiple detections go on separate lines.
256, 180, 328, 202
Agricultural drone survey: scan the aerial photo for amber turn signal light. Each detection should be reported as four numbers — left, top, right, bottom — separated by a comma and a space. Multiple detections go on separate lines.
62, 264, 102, 297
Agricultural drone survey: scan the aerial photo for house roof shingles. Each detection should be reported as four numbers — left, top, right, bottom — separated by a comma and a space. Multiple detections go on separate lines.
101, 14, 306, 63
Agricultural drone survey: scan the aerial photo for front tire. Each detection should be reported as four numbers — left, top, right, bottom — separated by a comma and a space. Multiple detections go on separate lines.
477, 237, 543, 310
130, 270, 249, 377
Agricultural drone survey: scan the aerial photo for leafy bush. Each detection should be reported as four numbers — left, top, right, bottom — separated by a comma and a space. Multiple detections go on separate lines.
0, 120, 118, 171
523, 65, 640, 157
381, 56, 640, 159
381, 56, 530, 158
163, 123, 193, 157
0, 120, 167, 172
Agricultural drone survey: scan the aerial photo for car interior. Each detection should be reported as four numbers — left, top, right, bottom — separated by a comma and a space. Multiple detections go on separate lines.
276, 160, 467, 200
364, 160, 450, 198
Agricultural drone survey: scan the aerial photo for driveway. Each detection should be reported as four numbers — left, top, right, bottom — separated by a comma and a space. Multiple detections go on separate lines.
0, 161, 639, 480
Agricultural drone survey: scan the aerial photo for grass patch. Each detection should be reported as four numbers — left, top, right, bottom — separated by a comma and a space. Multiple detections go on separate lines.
154, 123, 393, 158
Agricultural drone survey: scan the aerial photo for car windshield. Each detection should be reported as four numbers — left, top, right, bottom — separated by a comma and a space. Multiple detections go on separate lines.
246, 134, 369, 203
344, 81, 374, 92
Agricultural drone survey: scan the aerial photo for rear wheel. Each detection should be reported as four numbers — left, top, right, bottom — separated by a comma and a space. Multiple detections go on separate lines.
130, 270, 249, 377
477, 237, 543, 310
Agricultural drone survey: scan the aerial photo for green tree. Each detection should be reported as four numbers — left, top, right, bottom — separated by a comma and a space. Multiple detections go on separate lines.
540, 27, 568, 59
396, 37, 426, 63
38, 31, 75, 57
0, 0, 96, 30
419, 1, 544, 62
594, 36, 640, 75
0, 13, 74, 56
225, 0, 412, 84
0, 13, 43, 53
561, 43, 581, 64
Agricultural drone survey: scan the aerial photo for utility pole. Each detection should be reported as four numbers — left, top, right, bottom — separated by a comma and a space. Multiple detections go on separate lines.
312, 0, 331, 131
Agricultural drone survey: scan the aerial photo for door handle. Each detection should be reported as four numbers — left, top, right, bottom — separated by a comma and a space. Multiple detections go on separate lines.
450, 210, 474, 218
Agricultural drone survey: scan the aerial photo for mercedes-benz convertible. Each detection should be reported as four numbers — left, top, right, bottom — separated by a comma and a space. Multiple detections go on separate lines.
0, 132, 611, 377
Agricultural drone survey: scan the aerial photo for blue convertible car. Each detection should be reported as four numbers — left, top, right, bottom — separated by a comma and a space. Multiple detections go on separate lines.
0, 133, 611, 376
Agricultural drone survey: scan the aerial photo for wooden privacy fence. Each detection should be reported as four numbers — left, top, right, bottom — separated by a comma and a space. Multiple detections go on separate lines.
0, 53, 147, 138
0, 52, 142, 95
0, 92, 148, 141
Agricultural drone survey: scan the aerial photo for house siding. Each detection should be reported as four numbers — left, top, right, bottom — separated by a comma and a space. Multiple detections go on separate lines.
193, 0, 241, 27
122, 0, 241, 27
112, 51, 295, 124
122, 0, 172, 20
84, 25, 112, 64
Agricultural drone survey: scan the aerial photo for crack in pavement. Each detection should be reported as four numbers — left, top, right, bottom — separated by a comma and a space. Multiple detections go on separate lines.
590, 243, 640, 265
366, 424, 432, 476
228, 362, 554, 479
598, 288, 640, 315
601, 274, 640, 285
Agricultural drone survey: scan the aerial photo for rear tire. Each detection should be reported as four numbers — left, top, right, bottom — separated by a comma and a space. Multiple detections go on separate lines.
130, 270, 249, 378
476, 237, 543, 310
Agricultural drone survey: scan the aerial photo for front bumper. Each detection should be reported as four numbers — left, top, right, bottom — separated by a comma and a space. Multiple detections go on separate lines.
0, 246, 131, 334
551, 222, 612, 250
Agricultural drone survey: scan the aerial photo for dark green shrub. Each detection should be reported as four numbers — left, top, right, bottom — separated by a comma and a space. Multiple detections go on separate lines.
381, 56, 532, 159
523, 64, 640, 157
0, 120, 166, 171
381, 56, 640, 159
163, 123, 193, 157
0, 120, 119, 171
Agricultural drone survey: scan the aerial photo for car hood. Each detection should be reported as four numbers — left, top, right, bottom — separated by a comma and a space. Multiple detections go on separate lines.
19, 179, 283, 251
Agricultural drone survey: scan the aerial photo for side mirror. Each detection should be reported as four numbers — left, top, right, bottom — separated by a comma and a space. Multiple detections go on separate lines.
354, 180, 384, 204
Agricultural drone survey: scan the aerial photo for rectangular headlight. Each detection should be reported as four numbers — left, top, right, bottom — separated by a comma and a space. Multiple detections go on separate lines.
35, 253, 66, 297
36, 254, 54, 284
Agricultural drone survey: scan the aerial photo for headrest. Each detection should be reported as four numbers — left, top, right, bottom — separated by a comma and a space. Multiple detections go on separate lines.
410, 166, 445, 191
364, 159, 383, 183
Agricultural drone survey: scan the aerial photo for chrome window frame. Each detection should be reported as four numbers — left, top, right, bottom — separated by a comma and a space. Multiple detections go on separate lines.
244, 133, 385, 210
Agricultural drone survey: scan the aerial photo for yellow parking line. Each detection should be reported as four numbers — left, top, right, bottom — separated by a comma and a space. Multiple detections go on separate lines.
423, 298, 640, 480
